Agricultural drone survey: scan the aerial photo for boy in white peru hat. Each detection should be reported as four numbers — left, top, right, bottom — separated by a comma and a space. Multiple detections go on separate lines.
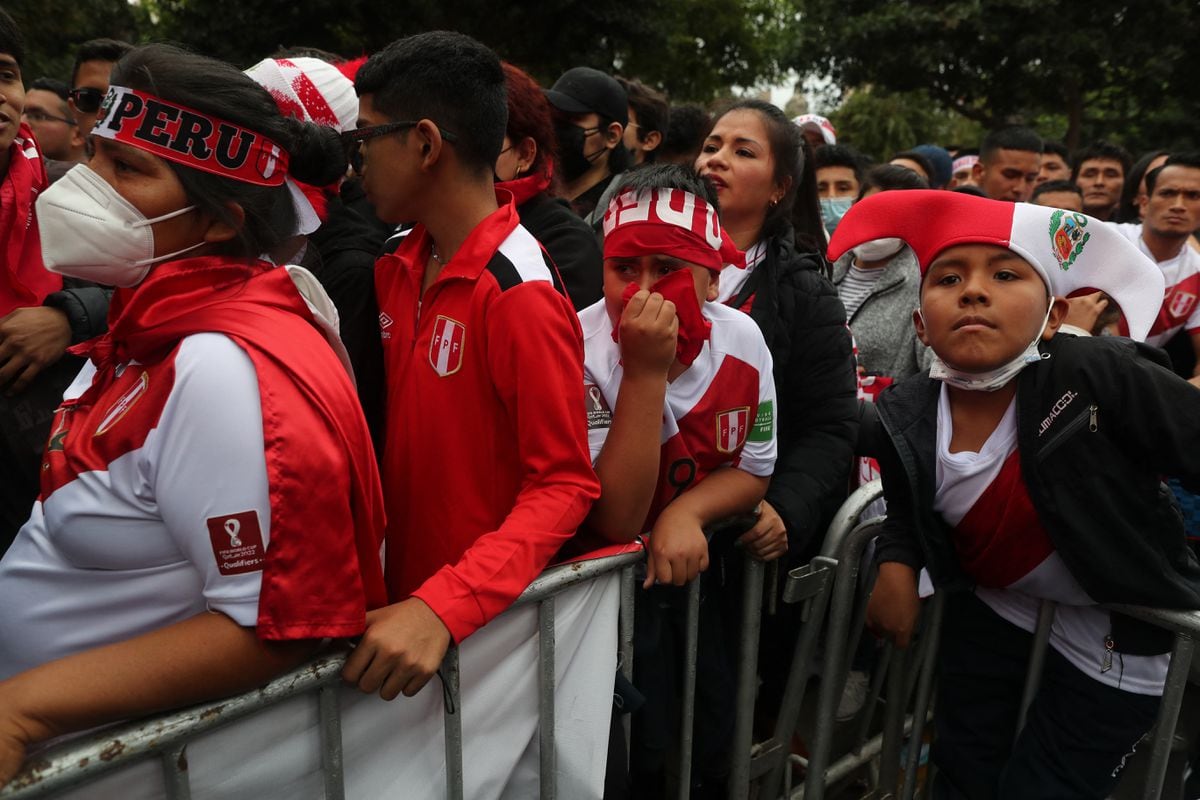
830, 190, 1200, 799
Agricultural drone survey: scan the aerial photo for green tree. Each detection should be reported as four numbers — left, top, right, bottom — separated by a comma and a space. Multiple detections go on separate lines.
4, 0, 140, 85
829, 87, 983, 161
786, 0, 1200, 152
140, 0, 792, 101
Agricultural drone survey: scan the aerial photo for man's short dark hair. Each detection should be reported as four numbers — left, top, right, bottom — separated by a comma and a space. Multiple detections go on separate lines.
980, 126, 1043, 161
813, 144, 867, 184
857, 163, 928, 199
1042, 140, 1070, 163
29, 77, 69, 101
1145, 152, 1200, 195
660, 103, 712, 162
71, 38, 133, 86
617, 77, 669, 150
890, 149, 936, 182
1031, 179, 1082, 201
355, 32, 507, 175
617, 163, 718, 208
1071, 141, 1132, 182
0, 8, 24, 65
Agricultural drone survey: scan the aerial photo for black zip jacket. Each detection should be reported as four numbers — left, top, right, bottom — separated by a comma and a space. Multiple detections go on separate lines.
874, 334, 1200, 615
731, 230, 859, 556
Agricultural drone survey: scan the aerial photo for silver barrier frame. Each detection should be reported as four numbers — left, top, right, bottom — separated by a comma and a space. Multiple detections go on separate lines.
1, 550, 643, 800
784, 480, 1200, 800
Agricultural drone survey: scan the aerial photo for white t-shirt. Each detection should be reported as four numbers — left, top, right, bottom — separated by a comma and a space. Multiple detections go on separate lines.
931, 384, 1168, 695
580, 299, 777, 529
0, 334, 271, 679
1111, 222, 1200, 347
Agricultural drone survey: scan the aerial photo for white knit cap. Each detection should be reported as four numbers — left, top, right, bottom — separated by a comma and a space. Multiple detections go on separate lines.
245, 56, 358, 134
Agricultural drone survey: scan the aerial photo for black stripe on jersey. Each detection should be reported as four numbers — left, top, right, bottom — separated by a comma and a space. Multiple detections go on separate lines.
540, 246, 567, 296
486, 253, 525, 293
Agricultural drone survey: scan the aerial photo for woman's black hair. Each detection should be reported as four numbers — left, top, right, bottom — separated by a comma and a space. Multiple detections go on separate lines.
615, 163, 719, 207
715, 99, 826, 254
110, 44, 346, 259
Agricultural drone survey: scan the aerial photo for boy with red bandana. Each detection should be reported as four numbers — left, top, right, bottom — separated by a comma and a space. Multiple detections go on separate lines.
833, 190, 1200, 799
580, 164, 778, 796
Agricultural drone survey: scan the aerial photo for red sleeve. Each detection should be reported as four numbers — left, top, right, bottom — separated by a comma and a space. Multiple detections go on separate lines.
412, 282, 600, 641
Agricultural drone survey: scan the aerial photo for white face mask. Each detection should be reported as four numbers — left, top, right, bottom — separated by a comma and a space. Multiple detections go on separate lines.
36, 164, 203, 287
923, 302, 1052, 392
852, 237, 904, 263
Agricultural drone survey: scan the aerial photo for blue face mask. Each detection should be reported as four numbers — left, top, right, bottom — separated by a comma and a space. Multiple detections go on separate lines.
819, 196, 854, 236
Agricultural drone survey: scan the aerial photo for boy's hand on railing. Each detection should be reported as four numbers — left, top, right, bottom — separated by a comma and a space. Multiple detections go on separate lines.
866, 562, 921, 649
0, 689, 45, 790
342, 598, 452, 701
737, 500, 788, 562
618, 289, 678, 378
643, 507, 710, 589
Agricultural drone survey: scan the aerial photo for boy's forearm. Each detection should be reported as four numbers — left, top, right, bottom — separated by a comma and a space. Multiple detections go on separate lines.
661, 468, 769, 529
589, 372, 669, 540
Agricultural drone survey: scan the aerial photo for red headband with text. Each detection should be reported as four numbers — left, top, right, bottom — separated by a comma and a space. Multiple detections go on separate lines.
603, 188, 746, 271
92, 85, 290, 187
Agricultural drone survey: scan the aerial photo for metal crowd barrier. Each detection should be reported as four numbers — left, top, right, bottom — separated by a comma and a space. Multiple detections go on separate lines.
0, 550, 643, 800
763, 480, 1200, 800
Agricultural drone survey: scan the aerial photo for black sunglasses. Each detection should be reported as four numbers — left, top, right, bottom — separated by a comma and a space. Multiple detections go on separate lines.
68, 87, 105, 114
340, 121, 459, 177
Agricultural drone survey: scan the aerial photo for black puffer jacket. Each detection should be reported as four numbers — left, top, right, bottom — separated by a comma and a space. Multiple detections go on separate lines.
874, 334, 1200, 610
517, 192, 602, 311
730, 231, 859, 556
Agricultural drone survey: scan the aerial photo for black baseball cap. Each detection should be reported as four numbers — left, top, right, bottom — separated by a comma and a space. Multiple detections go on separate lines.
544, 67, 628, 128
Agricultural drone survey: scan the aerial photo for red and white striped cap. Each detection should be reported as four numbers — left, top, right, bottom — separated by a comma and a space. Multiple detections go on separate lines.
827, 190, 1165, 341
245, 57, 358, 134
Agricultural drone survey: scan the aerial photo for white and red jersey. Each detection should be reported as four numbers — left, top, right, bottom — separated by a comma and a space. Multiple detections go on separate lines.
1112, 222, 1200, 347
714, 241, 767, 311
580, 299, 777, 532
0, 334, 273, 679
932, 385, 1167, 694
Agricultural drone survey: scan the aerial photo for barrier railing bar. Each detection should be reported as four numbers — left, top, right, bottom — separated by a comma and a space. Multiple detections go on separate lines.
877, 643, 912, 795
1014, 600, 1056, 746
441, 645, 464, 800
787, 716, 919, 800
161, 743, 190, 800
756, 558, 835, 798
319, 683, 346, 800
2, 551, 640, 800
537, 599, 557, 799
675, 578, 702, 800
802, 519, 881, 800
728, 556, 765, 799
899, 593, 945, 800
851, 644, 892, 750
1142, 633, 1195, 800
619, 565, 637, 769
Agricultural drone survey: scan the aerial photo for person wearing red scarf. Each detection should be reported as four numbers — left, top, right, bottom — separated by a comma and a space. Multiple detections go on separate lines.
0, 45, 386, 790
495, 62, 602, 310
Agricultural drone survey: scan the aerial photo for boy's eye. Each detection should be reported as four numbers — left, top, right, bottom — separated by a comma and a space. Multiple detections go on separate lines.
995, 270, 1017, 281
935, 273, 959, 286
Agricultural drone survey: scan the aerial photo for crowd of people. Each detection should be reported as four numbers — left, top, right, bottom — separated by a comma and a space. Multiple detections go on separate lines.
0, 11, 1198, 800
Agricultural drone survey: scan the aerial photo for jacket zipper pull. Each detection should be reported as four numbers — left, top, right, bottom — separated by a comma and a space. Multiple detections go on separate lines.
1101, 635, 1114, 673
1088, 404, 1098, 432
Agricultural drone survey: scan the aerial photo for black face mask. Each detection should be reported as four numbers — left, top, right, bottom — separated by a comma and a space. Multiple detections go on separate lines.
555, 122, 605, 182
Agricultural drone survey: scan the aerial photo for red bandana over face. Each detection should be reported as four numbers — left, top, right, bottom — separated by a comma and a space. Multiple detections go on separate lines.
92, 85, 290, 187
613, 268, 713, 367
603, 187, 745, 272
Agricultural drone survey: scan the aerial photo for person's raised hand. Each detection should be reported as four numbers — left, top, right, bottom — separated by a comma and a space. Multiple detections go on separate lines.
618, 289, 678, 378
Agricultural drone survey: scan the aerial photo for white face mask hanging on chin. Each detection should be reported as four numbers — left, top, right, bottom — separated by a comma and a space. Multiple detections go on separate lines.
922, 301, 1054, 392
36, 164, 204, 288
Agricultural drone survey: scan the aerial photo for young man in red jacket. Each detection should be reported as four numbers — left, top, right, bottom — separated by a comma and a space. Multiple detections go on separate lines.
342, 32, 600, 700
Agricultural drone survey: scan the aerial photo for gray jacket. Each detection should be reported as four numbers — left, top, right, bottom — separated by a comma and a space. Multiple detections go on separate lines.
831, 246, 932, 380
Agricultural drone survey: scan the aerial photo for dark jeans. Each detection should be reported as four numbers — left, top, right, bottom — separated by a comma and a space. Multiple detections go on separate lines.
932, 591, 1160, 800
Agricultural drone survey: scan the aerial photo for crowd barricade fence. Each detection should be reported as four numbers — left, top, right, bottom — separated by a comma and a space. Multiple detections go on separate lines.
0, 550, 642, 800
758, 480, 1200, 800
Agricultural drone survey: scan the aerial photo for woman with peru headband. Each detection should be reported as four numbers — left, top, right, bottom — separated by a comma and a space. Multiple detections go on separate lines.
579, 164, 777, 794
0, 44, 386, 791
496, 61, 603, 310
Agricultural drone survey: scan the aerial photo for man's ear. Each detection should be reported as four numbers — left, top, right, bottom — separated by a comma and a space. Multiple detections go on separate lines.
516, 135, 538, 174
641, 129, 662, 154
705, 269, 720, 302
971, 161, 985, 182
415, 119, 447, 169
913, 306, 930, 346
1042, 297, 1071, 340
605, 122, 623, 150
202, 202, 244, 244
